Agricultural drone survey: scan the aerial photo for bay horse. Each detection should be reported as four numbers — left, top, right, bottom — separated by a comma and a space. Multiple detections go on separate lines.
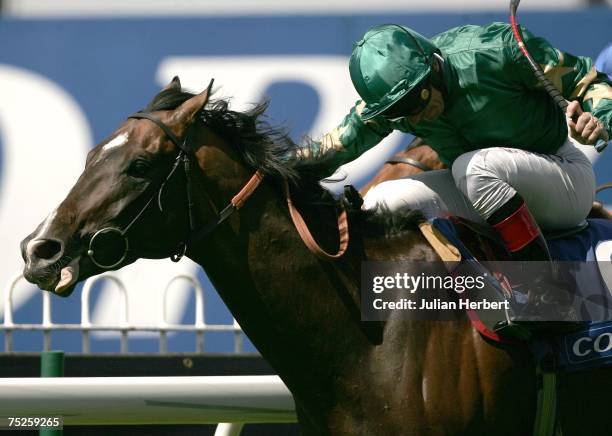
20, 78, 612, 435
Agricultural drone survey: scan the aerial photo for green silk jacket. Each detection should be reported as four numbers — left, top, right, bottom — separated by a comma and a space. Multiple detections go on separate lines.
298, 22, 612, 173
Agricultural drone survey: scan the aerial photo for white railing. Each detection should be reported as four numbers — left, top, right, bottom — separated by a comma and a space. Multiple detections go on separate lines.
2, 272, 246, 354
0, 375, 297, 435
1, 273, 294, 435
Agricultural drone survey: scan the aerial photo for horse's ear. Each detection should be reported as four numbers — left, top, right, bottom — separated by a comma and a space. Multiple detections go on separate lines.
172, 79, 214, 125
163, 76, 181, 91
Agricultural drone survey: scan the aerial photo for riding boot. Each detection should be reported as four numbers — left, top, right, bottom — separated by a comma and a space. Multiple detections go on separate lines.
487, 193, 580, 332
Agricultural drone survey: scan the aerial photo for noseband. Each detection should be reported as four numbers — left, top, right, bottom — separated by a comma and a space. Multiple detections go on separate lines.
87, 111, 264, 269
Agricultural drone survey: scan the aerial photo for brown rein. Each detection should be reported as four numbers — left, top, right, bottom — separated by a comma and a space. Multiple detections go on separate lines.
283, 180, 349, 260
234, 171, 349, 261
231, 170, 265, 209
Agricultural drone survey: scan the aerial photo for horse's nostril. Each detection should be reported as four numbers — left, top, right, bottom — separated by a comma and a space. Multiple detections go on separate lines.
32, 239, 63, 260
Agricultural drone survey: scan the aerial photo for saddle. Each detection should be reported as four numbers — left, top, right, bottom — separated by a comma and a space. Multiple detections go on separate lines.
427, 214, 612, 338
344, 184, 612, 353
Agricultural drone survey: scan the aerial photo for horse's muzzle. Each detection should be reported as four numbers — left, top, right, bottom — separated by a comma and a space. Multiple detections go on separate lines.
21, 234, 80, 296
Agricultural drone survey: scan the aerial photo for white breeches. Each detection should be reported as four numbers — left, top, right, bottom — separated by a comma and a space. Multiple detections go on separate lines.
363, 137, 596, 230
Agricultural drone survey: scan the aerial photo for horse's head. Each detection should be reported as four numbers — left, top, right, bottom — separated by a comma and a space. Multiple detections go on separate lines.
21, 77, 213, 296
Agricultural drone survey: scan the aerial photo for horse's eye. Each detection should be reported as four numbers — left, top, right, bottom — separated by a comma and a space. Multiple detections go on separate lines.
127, 159, 151, 178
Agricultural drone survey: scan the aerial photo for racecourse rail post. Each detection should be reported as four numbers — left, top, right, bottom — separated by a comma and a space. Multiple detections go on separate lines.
40, 351, 64, 436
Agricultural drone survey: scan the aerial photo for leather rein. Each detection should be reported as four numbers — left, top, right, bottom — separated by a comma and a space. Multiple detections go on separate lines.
86, 111, 348, 269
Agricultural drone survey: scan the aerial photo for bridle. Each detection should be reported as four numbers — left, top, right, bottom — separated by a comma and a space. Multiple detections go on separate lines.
86, 109, 264, 269
87, 88, 348, 269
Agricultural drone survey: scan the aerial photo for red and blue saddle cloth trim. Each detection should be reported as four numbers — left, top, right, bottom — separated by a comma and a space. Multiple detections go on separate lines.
431, 217, 612, 372
430, 217, 515, 344
546, 218, 612, 371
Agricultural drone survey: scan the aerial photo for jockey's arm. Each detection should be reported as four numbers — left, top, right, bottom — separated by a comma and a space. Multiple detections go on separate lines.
514, 26, 612, 142
294, 101, 393, 178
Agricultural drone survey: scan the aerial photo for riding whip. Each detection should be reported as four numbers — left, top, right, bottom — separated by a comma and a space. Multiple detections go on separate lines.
509, 0, 608, 152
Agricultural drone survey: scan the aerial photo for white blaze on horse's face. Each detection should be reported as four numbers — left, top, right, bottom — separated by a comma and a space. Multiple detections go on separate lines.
91, 132, 130, 166
101, 132, 129, 153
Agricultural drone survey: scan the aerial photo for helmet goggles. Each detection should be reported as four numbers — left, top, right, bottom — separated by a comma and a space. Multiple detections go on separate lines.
380, 79, 432, 121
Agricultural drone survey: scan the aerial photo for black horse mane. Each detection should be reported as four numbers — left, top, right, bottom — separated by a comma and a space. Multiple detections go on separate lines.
144, 87, 334, 184
143, 86, 423, 238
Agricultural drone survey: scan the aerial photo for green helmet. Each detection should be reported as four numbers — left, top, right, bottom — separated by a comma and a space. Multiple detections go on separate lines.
349, 24, 439, 120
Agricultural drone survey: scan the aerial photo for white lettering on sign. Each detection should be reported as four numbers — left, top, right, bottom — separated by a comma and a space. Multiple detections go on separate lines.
0, 64, 92, 314
594, 332, 612, 353
0, 65, 205, 338
572, 331, 612, 358
572, 336, 592, 357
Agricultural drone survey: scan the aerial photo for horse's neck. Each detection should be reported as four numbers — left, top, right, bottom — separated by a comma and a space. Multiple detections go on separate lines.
186, 173, 366, 400
186, 128, 437, 415
188, 130, 368, 406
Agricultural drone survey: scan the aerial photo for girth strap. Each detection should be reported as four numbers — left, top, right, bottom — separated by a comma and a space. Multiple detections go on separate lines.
533, 362, 558, 436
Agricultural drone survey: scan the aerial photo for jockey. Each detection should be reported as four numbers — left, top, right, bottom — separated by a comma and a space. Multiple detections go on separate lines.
297, 23, 612, 320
